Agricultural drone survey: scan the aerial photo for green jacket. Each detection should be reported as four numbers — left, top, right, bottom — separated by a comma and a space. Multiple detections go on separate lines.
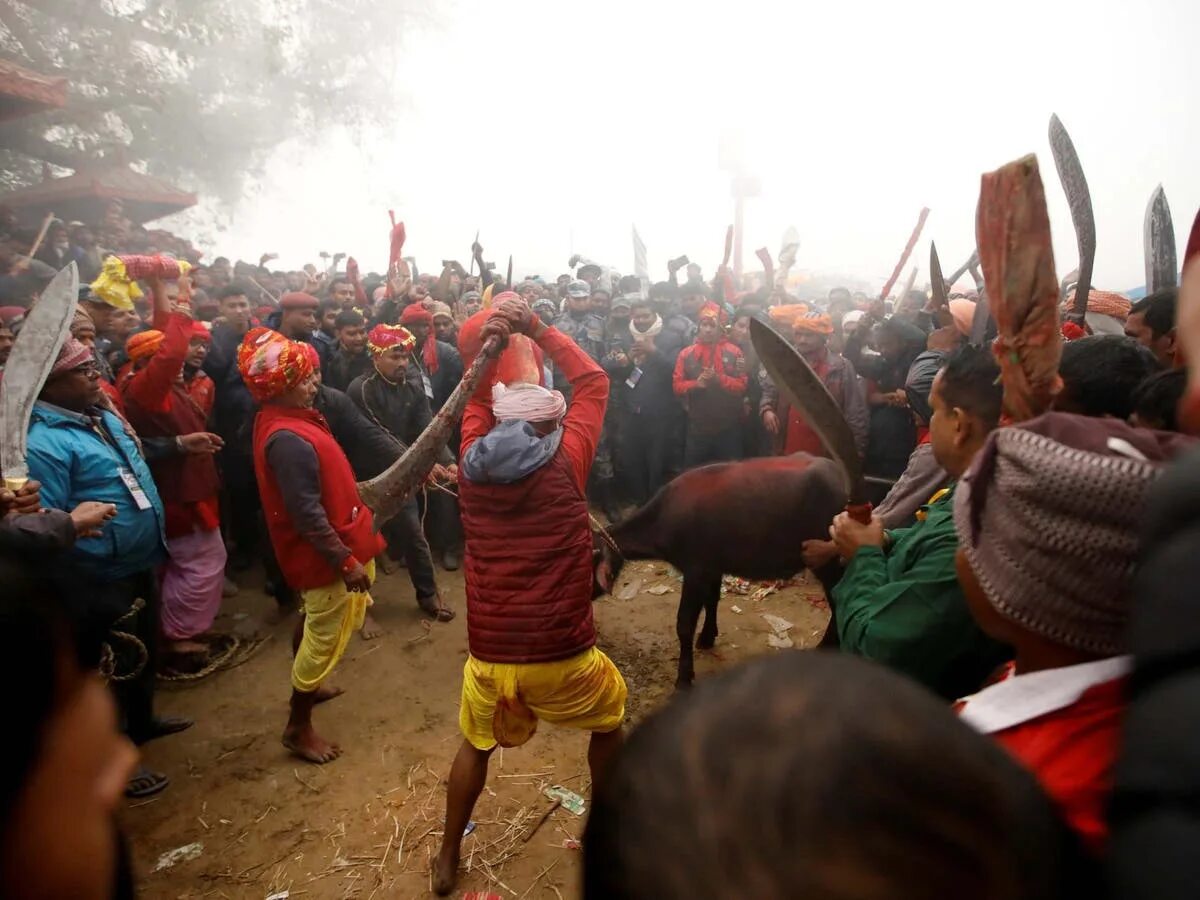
830, 485, 1009, 700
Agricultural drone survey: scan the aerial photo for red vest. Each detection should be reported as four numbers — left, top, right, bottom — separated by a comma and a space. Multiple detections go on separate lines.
458, 449, 596, 664
253, 405, 384, 590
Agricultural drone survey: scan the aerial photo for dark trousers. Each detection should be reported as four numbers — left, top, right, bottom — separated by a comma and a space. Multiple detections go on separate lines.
684, 424, 743, 469
87, 571, 160, 743
384, 496, 439, 600
422, 487, 463, 558
221, 450, 260, 560
619, 412, 672, 506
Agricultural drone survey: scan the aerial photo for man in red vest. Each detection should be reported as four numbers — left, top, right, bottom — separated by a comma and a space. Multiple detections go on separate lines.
238, 327, 385, 765
432, 296, 628, 895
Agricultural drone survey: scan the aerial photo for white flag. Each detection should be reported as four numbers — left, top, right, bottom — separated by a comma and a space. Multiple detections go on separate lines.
632, 225, 649, 293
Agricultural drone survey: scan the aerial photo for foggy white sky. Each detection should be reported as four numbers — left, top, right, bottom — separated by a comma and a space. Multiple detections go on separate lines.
191, 0, 1199, 293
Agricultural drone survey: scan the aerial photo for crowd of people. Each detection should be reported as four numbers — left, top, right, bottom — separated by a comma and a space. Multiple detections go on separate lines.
2, 200, 1199, 900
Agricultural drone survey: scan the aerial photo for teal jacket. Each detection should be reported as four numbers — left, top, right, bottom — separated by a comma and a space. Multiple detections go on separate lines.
26, 401, 165, 581
830, 485, 1009, 700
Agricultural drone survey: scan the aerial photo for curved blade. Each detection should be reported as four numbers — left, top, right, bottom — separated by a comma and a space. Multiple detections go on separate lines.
1144, 185, 1177, 292
358, 334, 500, 527
0, 262, 79, 484
749, 318, 866, 505
1048, 114, 1095, 317
969, 289, 992, 347
929, 241, 947, 310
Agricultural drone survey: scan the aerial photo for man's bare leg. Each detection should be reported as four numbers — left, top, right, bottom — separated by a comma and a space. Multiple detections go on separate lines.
282, 688, 342, 764
292, 614, 343, 703
433, 740, 493, 896
587, 727, 624, 795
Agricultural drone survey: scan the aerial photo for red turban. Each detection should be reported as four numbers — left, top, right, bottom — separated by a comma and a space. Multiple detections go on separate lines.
236, 327, 314, 403
51, 338, 95, 376
698, 302, 727, 327
399, 303, 439, 373
793, 312, 835, 336
367, 323, 416, 356
298, 341, 320, 371
190, 321, 211, 342
126, 330, 165, 364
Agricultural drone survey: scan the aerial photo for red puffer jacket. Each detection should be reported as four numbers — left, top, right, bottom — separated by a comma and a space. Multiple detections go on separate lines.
458, 449, 596, 663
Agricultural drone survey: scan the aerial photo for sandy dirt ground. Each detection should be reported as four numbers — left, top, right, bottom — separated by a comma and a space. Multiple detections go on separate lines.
124, 558, 830, 900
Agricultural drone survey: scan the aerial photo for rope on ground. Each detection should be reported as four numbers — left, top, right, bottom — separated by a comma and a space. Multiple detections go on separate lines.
99, 597, 148, 684
158, 631, 273, 685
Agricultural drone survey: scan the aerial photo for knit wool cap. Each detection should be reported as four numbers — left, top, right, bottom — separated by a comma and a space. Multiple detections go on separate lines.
954, 412, 1191, 655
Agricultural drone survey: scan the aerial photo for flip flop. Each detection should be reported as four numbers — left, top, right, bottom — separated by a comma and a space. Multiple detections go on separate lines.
418, 596, 456, 623
125, 766, 169, 799
136, 716, 194, 744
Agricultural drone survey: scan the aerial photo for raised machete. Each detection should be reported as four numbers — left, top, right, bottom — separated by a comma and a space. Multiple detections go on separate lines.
946, 248, 980, 290
0, 262, 80, 489
749, 317, 868, 520
1048, 114, 1096, 320
1143, 184, 1178, 292
929, 241, 948, 312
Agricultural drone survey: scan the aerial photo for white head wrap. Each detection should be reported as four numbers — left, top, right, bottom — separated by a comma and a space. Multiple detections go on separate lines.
492, 381, 567, 423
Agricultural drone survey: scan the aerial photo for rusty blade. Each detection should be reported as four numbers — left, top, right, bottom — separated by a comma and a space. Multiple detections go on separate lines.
969, 289, 991, 347
750, 318, 865, 505
0, 262, 79, 486
358, 334, 500, 526
929, 241, 947, 310
1048, 114, 1096, 318
1144, 185, 1178, 292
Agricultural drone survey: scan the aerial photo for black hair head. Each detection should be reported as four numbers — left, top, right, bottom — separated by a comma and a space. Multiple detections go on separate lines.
1129, 288, 1178, 339
938, 344, 1003, 428
1058, 335, 1161, 421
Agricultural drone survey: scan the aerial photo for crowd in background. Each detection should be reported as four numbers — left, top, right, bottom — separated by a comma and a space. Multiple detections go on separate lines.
1, 200, 1198, 899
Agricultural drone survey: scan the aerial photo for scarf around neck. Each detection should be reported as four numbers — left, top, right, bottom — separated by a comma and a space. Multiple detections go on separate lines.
630, 314, 663, 339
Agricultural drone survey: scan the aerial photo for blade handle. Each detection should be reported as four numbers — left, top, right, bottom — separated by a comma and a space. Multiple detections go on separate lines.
846, 502, 873, 525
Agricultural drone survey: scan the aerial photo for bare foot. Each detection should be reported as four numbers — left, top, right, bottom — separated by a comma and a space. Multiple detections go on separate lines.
360, 612, 383, 641
432, 845, 460, 896
313, 684, 344, 705
377, 553, 398, 575
282, 724, 342, 764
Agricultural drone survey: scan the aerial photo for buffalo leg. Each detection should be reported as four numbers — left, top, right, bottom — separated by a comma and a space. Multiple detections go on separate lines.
676, 573, 719, 688
696, 580, 720, 650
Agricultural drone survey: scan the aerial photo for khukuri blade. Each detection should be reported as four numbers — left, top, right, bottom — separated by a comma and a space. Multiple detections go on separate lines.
976, 155, 1061, 422
357, 334, 500, 527
1048, 114, 1096, 318
969, 289, 991, 347
0, 262, 79, 488
929, 241, 947, 310
1143, 185, 1177, 292
750, 318, 866, 506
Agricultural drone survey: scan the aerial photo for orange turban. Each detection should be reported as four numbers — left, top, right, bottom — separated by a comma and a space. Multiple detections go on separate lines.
367, 323, 416, 356
949, 298, 976, 337
793, 312, 834, 336
236, 327, 314, 403
126, 330, 165, 364
1086, 290, 1131, 321
766, 303, 811, 329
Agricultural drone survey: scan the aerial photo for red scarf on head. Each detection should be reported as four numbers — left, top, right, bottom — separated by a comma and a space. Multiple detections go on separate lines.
399, 303, 439, 374
386, 211, 406, 300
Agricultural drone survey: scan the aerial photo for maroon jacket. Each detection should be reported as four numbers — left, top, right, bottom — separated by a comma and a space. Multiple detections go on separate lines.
457, 326, 606, 663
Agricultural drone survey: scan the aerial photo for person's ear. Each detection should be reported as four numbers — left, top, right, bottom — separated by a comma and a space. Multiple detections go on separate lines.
952, 407, 971, 447
1164, 327, 1178, 358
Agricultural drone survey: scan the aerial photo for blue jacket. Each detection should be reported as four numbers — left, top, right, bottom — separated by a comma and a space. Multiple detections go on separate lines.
26, 402, 166, 581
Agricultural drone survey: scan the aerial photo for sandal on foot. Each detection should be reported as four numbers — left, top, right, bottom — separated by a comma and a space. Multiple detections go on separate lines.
125, 766, 169, 799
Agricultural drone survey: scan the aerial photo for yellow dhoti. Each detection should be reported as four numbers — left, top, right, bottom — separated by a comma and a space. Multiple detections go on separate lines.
459, 647, 627, 751
291, 560, 375, 693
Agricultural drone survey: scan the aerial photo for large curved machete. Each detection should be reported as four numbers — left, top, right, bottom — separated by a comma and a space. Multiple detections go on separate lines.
750, 317, 869, 520
1048, 114, 1095, 320
1, 262, 79, 489
1144, 184, 1177, 292
357, 334, 500, 527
